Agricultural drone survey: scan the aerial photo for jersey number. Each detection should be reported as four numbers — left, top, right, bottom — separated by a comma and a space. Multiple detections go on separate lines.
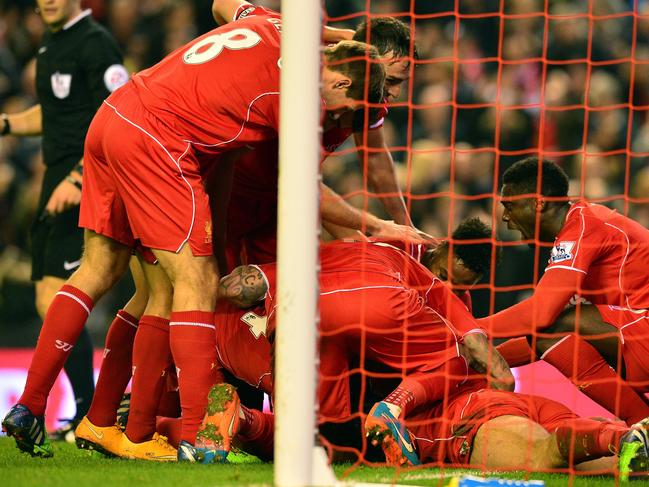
183, 29, 262, 65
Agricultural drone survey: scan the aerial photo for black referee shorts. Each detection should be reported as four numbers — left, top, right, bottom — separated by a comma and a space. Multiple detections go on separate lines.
31, 176, 84, 281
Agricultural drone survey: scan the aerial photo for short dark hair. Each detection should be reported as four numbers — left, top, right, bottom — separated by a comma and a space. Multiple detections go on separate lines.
353, 17, 419, 60
324, 40, 386, 104
502, 157, 569, 198
450, 217, 499, 277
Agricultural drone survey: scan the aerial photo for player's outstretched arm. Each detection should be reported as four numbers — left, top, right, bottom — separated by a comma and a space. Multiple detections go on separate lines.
353, 128, 411, 226
477, 267, 582, 338
1, 104, 42, 136
461, 333, 515, 391
321, 182, 430, 244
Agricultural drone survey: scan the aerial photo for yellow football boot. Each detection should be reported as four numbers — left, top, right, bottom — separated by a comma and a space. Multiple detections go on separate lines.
119, 432, 177, 462
75, 416, 124, 456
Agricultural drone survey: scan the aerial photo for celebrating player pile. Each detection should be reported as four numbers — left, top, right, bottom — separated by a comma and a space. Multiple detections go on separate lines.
2, 0, 649, 482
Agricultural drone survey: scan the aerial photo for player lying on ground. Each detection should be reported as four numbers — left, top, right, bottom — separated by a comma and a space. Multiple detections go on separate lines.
405, 382, 649, 479
2, 5, 386, 458
156, 356, 649, 479
477, 157, 649, 426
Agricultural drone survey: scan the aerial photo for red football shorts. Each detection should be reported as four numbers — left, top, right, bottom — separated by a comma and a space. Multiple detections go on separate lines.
410, 388, 578, 465
596, 304, 649, 391
80, 85, 213, 256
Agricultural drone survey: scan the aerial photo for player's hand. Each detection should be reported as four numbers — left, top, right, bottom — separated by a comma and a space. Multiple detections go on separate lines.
371, 220, 441, 246
45, 178, 81, 215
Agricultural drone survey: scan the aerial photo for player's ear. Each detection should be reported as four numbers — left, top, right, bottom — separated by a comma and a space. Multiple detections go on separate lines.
535, 199, 547, 212
334, 77, 352, 90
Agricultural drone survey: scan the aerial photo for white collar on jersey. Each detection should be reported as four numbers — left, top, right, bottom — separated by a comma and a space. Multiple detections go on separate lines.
62, 9, 92, 31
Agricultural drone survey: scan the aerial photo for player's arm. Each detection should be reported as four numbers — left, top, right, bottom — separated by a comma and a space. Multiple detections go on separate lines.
353, 127, 411, 226
496, 337, 535, 367
1, 104, 42, 136
431, 281, 514, 390
211, 0, 249, 25
477, 267, 583, 338
461, 332, 515, 391
323, 26, 355, 43
320, 182, 427, 243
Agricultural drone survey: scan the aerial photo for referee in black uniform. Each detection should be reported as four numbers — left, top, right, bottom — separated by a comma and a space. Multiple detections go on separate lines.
1, 0, 127, 440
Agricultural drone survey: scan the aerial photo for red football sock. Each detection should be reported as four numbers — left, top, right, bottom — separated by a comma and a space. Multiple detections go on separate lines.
157, 375, 181, 418
555, 418, 629, 464
87, 310, 139, 426
542, 335, 649, 424
237, 405, 275, 461
497, 337, 535, 367
385, 356, 467, 417
20, 285, 93, 416
125, 315, 172, 443
170, 311, 219, 445
156, 417, 182, 449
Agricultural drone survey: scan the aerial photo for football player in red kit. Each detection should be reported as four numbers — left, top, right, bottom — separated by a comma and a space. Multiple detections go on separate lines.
479, 157, 649, 426
2, 4, 386, 459
212, 2, 423, 270
214, 240, 513, 465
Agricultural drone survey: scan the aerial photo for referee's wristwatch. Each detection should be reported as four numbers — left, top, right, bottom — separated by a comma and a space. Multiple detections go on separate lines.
1, 114, 10, 136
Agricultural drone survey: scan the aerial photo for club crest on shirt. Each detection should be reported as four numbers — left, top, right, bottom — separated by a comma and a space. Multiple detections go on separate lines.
103, 64, 129, 92
51, 71, 72, 99
241, 311, 267, 339
550, 241, 575, 263
204, 221, 212, 244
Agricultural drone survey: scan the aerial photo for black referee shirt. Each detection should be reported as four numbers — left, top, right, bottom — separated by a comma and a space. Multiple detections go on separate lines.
36, 10, 126, 169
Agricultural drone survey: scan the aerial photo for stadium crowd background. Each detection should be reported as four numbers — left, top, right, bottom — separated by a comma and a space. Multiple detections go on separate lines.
0, 0, 648, 345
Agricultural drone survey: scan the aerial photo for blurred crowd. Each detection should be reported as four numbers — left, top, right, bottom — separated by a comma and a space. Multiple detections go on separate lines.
1, 0, 648, 336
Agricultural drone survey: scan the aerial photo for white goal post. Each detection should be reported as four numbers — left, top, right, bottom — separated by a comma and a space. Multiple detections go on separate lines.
274, 0, 328, 486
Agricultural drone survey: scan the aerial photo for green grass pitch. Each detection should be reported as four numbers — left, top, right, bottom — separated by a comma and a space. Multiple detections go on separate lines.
0, 438, 629, 486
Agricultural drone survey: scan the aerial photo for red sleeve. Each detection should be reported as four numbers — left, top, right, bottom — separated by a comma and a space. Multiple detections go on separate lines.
477, 267, 582, 338
496, 337, 535, 367
426, 280, 485, 339
546, 206, 604, 275
460, 290, 473, 313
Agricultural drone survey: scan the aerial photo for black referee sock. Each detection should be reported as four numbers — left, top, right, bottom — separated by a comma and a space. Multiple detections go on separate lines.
63, 326, 95, 420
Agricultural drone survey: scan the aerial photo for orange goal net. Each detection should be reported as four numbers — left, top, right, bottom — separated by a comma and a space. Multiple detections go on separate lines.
318, 0, 649, 482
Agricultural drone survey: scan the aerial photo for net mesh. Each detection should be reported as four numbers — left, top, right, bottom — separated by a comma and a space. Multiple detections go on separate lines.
320, 0, 649, 481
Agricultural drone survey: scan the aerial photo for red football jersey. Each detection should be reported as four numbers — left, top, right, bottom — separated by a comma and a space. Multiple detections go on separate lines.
546, 201, 649, 310
230, 105, 388, 201
259, 241, 483, 339
214, 301, 273, 394
126, 6, 281, 161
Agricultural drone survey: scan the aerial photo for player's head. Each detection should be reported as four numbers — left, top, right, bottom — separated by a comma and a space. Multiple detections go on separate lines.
218, 265, 268, 308
36, 0, 82, 31
500, 157, 570, 242
422, 218, 498, 296
353, 17, 418, 101
322, 41, 386, 116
